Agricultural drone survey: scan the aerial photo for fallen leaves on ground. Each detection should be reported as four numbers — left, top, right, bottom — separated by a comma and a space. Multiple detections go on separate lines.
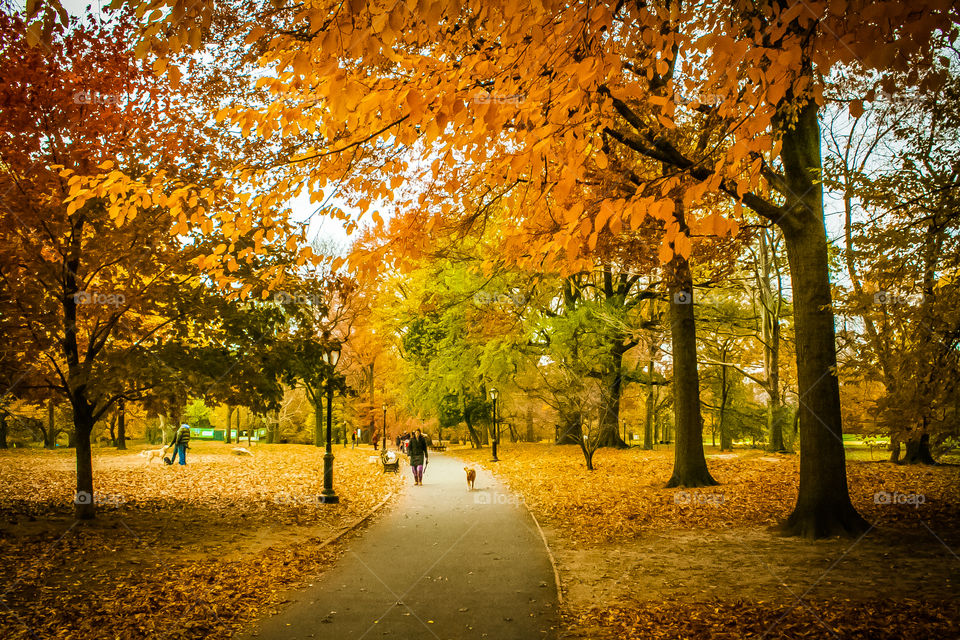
455, 444, 960, 639
565, 599, 959, 640
0, 443, 402, 639
454, 444, 960, 545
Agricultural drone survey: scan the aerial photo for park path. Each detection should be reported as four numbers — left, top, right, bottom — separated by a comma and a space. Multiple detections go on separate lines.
242, 452, 559, 640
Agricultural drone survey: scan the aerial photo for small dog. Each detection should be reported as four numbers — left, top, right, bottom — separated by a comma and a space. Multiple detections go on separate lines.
464, 467, 476, 491
139, 448, 166, 464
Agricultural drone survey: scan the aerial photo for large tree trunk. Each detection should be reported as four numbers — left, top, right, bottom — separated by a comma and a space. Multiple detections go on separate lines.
225, 405, 233, 443
597, 345, 629, 448
0, 412, 7, 449
665, 255, 716, 488
778, 100, 868, 538
899, 433, 936, 465
116, 398, 126, 450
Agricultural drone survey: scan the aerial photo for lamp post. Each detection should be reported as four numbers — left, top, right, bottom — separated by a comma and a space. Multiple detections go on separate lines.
382, 403, 388, 452
490, 388, 499, 462
319, 344, 341, 504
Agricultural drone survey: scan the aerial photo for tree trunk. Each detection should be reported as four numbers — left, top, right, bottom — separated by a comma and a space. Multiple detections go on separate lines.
578, 437, 596, 471
116, 398, 126, 450
597, 345, 629, 448
368, 362, 376, 445
556, 410, 583, 444
0, 412, 7, 449
757, 227, 788, 453
526, 405, 535, 442
888, 440, 901, 463
464, 409, 482, 448
719, 364, 732, 451
108, 411, 117, 447
778, 100, 868, 538
665, 255, 716, 488
643, 347, 656, 450
899, 433, 936, 465
266, 410, 278, 444
72, 399, 96, 520
767, 393, 787, 453
225, 405, 233, 443
45, 399, 57, 449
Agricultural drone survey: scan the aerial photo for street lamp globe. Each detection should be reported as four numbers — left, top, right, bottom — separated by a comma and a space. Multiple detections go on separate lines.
490, 388, 499, 401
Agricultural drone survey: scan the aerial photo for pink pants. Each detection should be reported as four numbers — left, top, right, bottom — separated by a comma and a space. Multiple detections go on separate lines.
412, 464, 424, 482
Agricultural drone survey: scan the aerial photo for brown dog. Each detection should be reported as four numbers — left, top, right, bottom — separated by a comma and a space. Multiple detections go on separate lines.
464, 467, 476, 491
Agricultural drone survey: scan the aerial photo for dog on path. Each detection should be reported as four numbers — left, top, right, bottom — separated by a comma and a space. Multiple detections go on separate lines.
464, 467, 476, 491
139, 448, 167, 464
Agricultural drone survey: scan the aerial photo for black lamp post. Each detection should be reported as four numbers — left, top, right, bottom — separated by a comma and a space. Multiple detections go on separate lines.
490, 388, 499, 462
319, 344, 341, 504
382, 403, 388, 452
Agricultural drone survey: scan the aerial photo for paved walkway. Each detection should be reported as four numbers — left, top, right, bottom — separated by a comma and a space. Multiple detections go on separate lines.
243, 452, 559, 640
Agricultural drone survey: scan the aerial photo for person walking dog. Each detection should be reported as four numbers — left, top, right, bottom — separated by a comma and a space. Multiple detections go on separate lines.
408, 428, 429, 485
170, 423, 191, 465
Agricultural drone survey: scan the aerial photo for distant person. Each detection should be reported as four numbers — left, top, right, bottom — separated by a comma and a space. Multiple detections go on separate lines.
351, 431, 356, 448
408, 428, 429, 486
372, 433, 379, 451
170, 423, 191, 465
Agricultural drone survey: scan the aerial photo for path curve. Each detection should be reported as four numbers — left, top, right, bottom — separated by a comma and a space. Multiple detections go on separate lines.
242, 452, 559, 640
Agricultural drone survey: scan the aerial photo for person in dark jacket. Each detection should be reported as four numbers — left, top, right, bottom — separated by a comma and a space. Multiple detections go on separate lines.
408, 428, 429, 485
170, 423, 191, 465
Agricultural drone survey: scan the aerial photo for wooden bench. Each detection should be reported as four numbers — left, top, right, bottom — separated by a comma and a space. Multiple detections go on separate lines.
429, 444, 447, 452
380, 451, 400, 473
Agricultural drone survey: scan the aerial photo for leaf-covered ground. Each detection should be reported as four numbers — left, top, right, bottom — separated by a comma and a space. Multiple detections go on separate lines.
0, 443, 402, 639
454, 443, 960, 640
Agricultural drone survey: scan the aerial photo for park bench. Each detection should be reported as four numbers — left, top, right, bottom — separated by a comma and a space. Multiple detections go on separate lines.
429, 443, 447, 452
381, 450, 400, 473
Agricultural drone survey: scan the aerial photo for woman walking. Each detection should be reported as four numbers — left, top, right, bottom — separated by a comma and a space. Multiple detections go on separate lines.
408, 428, 429, 485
